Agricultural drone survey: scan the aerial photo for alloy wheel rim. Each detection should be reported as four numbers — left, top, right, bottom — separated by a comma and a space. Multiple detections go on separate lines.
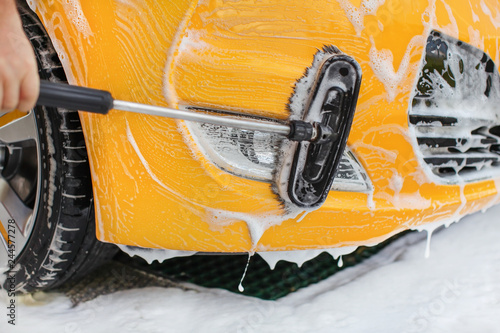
0, 110, 41, 268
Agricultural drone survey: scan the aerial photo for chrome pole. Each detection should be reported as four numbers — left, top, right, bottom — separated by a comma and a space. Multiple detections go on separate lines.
113, 100, 291, 136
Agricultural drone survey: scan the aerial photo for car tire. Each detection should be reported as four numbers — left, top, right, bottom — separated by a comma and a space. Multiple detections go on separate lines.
0, 2, 117, 293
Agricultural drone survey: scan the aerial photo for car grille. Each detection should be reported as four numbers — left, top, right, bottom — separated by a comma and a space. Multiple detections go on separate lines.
409, 31, 500, 181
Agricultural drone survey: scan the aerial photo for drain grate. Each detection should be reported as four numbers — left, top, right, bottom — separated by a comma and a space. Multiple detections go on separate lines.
116, 234, 404, 300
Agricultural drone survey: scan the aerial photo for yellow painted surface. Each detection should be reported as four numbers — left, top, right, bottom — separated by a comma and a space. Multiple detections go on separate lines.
32, 0, 500, 252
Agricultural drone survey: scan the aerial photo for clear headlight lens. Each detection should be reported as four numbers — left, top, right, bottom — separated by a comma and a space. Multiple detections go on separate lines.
187, 122, 371, 192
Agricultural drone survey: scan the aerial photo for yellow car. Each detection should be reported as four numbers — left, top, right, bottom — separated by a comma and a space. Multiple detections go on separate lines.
2, 0, 500, 292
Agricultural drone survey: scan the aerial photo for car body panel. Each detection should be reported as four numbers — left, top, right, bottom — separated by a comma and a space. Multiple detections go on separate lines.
32, 0, 500, 251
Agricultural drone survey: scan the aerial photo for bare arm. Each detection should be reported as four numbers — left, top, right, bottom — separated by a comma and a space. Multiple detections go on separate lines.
0, 0, 39, 112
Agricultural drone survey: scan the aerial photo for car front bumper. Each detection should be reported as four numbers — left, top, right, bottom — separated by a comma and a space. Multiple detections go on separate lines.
33, 0, 500, 252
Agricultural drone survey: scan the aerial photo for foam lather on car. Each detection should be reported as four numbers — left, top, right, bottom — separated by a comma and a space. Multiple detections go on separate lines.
275, 48, 362, 209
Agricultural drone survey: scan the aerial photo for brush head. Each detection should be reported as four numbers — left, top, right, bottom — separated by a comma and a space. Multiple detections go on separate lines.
274, 47, 362, 210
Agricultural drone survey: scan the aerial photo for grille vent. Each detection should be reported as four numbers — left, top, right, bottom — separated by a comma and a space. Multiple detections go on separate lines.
409, 31, 500, 181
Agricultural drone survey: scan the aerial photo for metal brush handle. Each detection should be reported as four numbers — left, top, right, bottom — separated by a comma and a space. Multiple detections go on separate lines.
36, 80, 318, 142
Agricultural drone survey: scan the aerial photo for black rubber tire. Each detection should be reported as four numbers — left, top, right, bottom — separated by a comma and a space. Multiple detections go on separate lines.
1, 2, 117, 293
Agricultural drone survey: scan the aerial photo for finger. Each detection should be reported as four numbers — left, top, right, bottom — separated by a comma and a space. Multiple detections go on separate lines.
18, 67, 40, 112
1, 71, 20, 112
0, 60, 5, 112
0, 78, 3, 113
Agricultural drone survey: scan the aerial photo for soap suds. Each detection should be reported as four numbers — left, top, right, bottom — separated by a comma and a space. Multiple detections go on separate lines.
42, 110, 57, 223
336, 0, 386, 36
126, 121, 208, 213
238, 254, 252, 292
258, 246, 358, 270
470, 2, 480, 23
467, 26, 484, 50
436, 0, 459, 38
480, 0, 500, 29
163, 2, 203, 107
367, 191, 376, 210
413, 182, 468, 258
424, 227, 433, 258
368, 35, 425, 102
413, 220, 443, 259
389, 173, 404, 198
61, 0, 93, 39
117, 245, 196, 264
206, 207, 308, 250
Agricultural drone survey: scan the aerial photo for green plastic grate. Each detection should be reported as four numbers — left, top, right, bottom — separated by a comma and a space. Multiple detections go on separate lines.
117, 234, 404, 300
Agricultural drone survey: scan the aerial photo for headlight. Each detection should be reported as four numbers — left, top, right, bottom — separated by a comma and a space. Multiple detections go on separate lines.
186, 122, 371, 193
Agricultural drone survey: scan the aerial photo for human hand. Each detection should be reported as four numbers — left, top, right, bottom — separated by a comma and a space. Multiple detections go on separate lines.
0, 0, 39, 112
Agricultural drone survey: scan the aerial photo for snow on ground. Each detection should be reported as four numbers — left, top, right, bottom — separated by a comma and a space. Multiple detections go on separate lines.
2, 205, 500, 333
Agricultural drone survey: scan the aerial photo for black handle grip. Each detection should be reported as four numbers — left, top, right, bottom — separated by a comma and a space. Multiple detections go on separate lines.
37, 80, 114, 114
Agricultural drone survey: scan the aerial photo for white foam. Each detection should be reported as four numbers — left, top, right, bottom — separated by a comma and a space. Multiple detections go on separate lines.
258, 246, 358, 270
468, 26, 484, 50
389, 173, 404, 197
367, 191, 375, 210
480, 0, 500, 29
336, 0, 386, 35
37, 8, 86, 85
470, 2, 480, 23
437, 0, 459, 38
163, 10, 206, 107
413, 220, 442, 259
125, 121, 207, 213
368, 35, 425, 102
206, 207, 307, 250
238, 254, 252, 292
42, 110, 57, 223
117, 245, 195, 264
413, 181, 467, 258
61, 0, 93, 39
